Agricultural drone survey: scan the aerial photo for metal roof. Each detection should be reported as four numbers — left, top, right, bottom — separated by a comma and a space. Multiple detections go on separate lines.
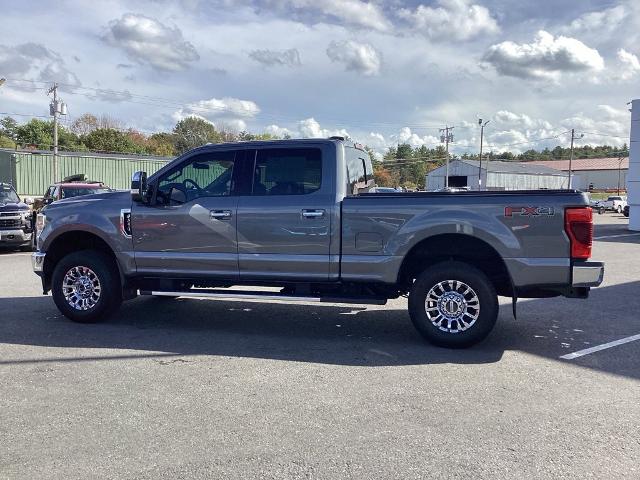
459, 159, 566, 176
526, 157, 629, 171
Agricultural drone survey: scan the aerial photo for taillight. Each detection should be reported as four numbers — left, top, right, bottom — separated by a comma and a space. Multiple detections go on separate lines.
565, 207, 593, 260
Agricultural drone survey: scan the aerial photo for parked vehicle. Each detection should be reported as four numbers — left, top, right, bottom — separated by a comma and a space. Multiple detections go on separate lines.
32, 175, 111, 213
0, 183, 33, 251
32, 138, 604, 348
595, 195, 627, 214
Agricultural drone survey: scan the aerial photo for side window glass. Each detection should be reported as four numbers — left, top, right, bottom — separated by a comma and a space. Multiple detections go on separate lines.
252, 148, 322, 196
156, 151, 236, 205
346, 147, 371, 195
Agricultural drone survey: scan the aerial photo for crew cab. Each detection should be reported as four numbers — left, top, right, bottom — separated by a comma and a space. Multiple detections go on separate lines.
32, 138, 604, 348
0, 183, 33, 251
595, 195, 628, 214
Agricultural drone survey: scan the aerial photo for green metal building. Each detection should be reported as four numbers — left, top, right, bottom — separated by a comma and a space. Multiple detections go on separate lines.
0, 148, 172, 196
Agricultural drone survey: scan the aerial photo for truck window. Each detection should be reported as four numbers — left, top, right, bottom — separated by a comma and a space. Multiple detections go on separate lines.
156, 151, 237, 204
252, 148, 322, 195
345, 146, 373, 195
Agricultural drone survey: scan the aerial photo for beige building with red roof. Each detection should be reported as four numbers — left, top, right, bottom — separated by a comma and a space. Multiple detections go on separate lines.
527, 157, 628, 191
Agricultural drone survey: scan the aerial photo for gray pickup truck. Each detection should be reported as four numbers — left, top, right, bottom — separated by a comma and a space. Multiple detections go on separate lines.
32, 138, 604, 348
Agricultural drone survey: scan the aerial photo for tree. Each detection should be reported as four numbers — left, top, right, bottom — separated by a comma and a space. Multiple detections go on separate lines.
0, 135, 16, 149
0, 116, 18, 140
82, 128, 138, 153
172, 117, 223, 154
147, 133, 176, 156
70, 113, 99, 136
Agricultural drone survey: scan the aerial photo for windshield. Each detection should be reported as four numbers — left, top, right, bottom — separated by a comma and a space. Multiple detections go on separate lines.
0, 185, 20, 204
61, 187, 110, 199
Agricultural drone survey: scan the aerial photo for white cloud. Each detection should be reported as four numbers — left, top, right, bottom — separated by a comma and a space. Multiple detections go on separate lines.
494, 110, 552, 130
175, 97, 260, 119
326, 40, 381, 76
172, 97, 260, 130
615, 48, 640, 80
264, 124, 293, 137
249, 48, 301, 67
297, 117, 349, 138
563, 5, 627, 36
0, 43, 81, 92
398, 0, 499, 41
269, 0, 391, 32
103, 13, 199, 71
482, 30, 604, 80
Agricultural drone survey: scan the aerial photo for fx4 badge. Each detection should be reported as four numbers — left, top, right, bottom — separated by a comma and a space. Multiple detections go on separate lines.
505, 206, 555, 217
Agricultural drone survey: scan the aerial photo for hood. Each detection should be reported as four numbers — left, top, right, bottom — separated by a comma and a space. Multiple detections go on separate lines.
48, 189, 130, 207
43, 190, 131, 214
0, 201, 29, 212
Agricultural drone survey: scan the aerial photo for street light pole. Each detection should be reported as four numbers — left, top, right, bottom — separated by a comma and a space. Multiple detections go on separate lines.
478, 119, 490, 190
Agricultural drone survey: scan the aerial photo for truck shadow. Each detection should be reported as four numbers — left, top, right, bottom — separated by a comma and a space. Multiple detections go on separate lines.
0, 280, 638, 376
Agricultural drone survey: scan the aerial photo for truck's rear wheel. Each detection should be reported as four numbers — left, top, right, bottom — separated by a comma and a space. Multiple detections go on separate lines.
51, 250, 122, 323
408, 261, 498, 348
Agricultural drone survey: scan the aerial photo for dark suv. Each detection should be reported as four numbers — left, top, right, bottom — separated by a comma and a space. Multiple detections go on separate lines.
0, 183, 32, 251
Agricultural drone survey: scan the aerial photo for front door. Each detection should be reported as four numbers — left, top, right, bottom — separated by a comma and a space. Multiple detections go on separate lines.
132, 149, 240, 279
236, 146, 333, 280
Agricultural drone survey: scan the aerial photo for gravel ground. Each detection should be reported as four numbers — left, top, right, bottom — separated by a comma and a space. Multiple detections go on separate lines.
1, 213, 639, 479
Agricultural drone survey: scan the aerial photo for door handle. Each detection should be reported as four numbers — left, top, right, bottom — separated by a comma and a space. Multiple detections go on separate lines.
210, 210, 232, 220
302, 209, 325, 218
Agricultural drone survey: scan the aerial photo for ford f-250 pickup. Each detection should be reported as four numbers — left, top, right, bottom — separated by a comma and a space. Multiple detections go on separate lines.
32, 138, 604, 348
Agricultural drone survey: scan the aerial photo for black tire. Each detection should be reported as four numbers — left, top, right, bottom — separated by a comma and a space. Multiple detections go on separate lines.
598, 207, 605, 215
617, 205, 623, 214
51, 250, 122, 323
408, 261, 499, 348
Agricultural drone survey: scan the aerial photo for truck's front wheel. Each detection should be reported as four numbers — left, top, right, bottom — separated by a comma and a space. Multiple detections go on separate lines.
51, 250, 122, 323
408, 261, 498, 348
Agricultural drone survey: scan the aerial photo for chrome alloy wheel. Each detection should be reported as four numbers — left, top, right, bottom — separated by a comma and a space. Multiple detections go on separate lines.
62, 266, 102, 311
425, 280, 480, 333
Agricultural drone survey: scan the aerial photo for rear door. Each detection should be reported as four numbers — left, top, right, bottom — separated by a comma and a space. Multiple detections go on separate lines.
236, 145, 334, 280
132, 149, 241, 279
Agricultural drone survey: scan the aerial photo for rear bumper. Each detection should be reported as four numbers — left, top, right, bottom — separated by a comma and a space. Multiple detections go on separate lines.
572, 261, 604, 287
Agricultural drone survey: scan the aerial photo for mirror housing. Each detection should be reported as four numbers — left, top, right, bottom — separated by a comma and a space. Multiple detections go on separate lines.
131, 171, 148, 202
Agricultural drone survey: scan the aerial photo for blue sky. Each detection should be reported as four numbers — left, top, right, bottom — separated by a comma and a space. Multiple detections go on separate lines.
0, 0, 637, 157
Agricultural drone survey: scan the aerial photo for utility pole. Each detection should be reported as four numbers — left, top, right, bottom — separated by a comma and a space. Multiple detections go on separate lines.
47, 83, 67, 183
440, 125, 454, 189
617, 155, 624, 195
567, 129, 583, 189
478, 119, 490, 190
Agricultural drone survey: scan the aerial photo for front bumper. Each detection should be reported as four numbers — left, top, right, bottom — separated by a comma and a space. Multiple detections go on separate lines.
0, 229, 32, 245
32, 251, 45, 273
572, 261, 604, 287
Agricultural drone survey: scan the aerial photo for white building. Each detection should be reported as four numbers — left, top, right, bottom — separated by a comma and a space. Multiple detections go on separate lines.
527, 158, 629, 191
426, 159, 570, 191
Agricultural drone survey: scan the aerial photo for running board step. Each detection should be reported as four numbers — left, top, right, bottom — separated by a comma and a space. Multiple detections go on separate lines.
139, 289, 387, 305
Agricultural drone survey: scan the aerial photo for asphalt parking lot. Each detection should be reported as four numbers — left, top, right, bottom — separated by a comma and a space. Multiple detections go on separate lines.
1, 213, 639, 479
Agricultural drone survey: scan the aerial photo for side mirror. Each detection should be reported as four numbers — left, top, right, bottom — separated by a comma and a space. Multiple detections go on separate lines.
131, 171, 148, 202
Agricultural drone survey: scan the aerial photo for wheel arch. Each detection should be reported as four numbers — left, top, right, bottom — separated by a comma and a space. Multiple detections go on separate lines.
397, 233, 514, 297
42, 230, 122, 293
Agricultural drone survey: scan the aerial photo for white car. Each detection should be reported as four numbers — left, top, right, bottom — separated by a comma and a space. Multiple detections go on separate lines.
596, 195, 628, 214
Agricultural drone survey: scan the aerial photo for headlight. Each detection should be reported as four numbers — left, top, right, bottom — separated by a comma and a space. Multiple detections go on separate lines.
36, 213, 46, 236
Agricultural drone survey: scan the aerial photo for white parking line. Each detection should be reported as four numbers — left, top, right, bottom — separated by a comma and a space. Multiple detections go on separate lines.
560, 333, 640, 360
594, 232, 640, 240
